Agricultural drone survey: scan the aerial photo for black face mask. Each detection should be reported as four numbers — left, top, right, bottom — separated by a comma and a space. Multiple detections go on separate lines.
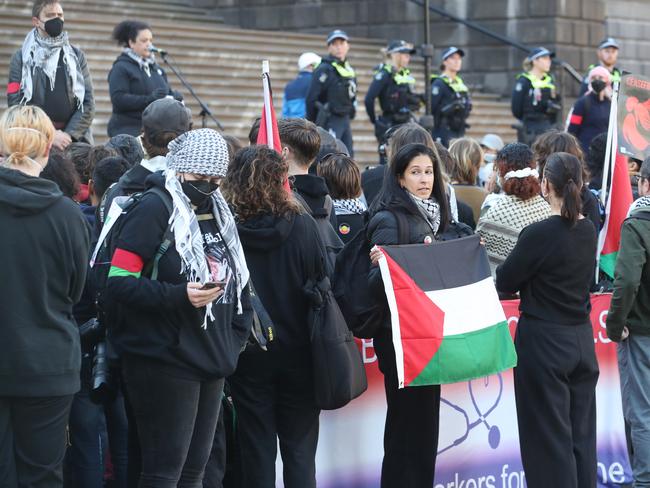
181, 180, 219, 207
43, 17, 64, 37
591, 79, 606, 94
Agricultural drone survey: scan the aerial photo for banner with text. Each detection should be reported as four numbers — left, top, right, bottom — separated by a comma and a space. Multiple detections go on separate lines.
309, 294, 632, 488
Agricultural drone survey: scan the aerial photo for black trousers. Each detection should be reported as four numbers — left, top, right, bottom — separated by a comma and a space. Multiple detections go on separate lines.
0, 394, 73, 488
374, 330, 440, 488
122, 355, 224, 488
326, 114, 354, 156
228, 348, 320, 488
514, 316, 599, 488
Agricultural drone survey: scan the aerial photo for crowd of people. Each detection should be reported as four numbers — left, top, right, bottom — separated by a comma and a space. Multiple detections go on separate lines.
2, 1, 650, 488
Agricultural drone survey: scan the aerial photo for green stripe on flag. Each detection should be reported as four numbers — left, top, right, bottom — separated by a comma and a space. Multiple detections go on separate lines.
409, 321, 517, 386
599, 251, 617, 279
108, 266, 141, 279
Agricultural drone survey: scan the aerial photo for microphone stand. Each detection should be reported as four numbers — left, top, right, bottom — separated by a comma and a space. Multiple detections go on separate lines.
159, 52, 223, 131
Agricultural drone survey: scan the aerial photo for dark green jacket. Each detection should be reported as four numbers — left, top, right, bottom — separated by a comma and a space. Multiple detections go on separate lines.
606, 205, 650, 342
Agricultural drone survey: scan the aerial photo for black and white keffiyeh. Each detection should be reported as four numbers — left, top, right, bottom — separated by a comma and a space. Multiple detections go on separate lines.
123, 48, 156, 77
164, 129, 249, 325
333, 197, 367, 215
20, 29, 85, 108
629, 195, 650, 215
409, 193, 441, 234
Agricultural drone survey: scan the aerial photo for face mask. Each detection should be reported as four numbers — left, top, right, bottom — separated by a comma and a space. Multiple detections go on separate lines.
181, 180, 219, 207
484, 153, 496, 164
591, 79, 606, 94
43, 17, 64, 37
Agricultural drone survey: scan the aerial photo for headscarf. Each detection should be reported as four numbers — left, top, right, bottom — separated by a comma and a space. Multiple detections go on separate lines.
164, 129, 249, 324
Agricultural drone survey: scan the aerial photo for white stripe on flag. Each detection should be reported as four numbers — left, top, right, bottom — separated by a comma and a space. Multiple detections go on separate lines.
425, 277, 506, 337
378, 253, 406, 388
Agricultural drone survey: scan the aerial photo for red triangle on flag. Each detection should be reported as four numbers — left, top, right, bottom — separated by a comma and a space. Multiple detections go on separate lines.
381, 249, 445, 386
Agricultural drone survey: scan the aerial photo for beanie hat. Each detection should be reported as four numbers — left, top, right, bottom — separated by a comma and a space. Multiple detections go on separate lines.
105, 134, 145, 167
166, 129, 229, 177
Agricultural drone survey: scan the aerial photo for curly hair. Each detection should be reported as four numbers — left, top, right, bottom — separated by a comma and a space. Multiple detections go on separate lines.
495, 143, 540, 200
222, 146, 302, 221
448, 138, 483, 184
112, 20, 151, 47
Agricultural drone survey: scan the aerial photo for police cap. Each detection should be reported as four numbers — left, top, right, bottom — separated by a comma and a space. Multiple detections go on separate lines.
327, 29, 349, 45
442, 46, 465, 61
387, 40, 416, 55
598, 37, 620, 50
528, 47, 555, 61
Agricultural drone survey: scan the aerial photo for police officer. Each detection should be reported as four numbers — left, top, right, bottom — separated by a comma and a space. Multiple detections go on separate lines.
511, 47, 561, 146
579, 37, 622, 96
364, 40, 421, 150
306, 29, 357, 156
431, 46, 472, 147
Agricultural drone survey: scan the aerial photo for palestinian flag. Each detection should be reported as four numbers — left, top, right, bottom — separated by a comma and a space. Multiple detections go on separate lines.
378, 235, 516, 388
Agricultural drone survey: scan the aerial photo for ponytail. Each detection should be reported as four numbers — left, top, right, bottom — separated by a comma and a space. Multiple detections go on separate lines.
561, 178, 581, 225
544, 152, 583, 226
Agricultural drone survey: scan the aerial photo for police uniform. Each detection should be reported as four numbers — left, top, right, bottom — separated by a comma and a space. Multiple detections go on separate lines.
364, 40, 421, 145
511, 47, 560, 146
431, 47, 472, 147
579, 38, 623, 96
306, 30, 357, 156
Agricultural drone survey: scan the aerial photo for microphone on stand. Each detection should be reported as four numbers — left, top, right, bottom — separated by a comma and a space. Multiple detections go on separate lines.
149, 45, 168, 56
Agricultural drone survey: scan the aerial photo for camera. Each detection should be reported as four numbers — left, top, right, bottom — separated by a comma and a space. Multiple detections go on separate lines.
90, 341, 118, 404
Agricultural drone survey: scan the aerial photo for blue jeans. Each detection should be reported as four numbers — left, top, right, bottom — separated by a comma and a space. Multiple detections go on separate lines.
618, 334, 650, 487
65, 366, 128, 488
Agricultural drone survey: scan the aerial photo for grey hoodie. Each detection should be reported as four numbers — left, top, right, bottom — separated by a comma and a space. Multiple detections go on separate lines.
0, 166, 90, 396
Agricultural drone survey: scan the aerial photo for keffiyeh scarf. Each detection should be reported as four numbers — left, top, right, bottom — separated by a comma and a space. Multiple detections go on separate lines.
333, 197, 367, 215
20, 29, 85, 108
409, 193, 441, 235
124, 48, 156, 77
164, 170, 250, 326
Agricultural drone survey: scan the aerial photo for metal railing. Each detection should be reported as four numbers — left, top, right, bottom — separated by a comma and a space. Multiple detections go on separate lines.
409, 0, 583, 84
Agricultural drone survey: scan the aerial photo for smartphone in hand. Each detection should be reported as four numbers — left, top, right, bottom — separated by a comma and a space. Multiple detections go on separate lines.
200, 281, 226, 291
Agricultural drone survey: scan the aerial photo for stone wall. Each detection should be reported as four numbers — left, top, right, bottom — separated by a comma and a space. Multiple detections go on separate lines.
186, 0, 650, 97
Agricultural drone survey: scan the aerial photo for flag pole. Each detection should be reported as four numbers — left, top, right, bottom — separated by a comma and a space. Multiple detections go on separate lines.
262, 60, 274, 151
595, 81, 620, 283
600, 81, 620, 207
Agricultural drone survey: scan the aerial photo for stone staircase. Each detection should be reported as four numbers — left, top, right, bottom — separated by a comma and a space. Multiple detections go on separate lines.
0, 0, 517, 165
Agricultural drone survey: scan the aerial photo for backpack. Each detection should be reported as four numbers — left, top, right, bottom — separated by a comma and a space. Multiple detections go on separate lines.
294, 191, 344, 277
332, 210, 409, 338
90, 186, 174, 328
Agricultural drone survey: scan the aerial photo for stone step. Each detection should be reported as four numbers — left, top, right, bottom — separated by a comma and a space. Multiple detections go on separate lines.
0, 0, 519, 165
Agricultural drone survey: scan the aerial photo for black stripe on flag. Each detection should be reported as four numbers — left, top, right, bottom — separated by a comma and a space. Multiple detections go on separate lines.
381, 234, 490, 292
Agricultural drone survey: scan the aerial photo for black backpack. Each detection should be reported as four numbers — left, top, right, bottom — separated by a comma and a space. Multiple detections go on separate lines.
332, 210, 409, 339
90, 186, 174, 327
333, 211, 473, 338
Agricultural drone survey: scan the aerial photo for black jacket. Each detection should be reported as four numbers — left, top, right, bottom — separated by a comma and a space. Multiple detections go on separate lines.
97, 162, 155, 233
107, 53, 180, 137
0, 167, 90, 396
106, 172, 252, 380
237, 212, 326, 349
8, 44, 95, 143
292, 174, 338, 228
306, 55, 357, 120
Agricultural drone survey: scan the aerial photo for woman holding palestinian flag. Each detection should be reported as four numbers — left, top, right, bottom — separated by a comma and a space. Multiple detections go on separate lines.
496, 152, 599, 488
367, 142, 451, 487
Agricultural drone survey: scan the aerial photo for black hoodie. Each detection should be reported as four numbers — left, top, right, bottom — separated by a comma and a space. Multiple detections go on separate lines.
0, 166, 90, 397
292, 174, 338, 228
106, 172, 252, 380
237, 211, 326, 349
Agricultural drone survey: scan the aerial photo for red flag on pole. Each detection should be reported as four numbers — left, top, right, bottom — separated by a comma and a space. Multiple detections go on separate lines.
598, 78, 634, 278
256, 60, 282, 152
